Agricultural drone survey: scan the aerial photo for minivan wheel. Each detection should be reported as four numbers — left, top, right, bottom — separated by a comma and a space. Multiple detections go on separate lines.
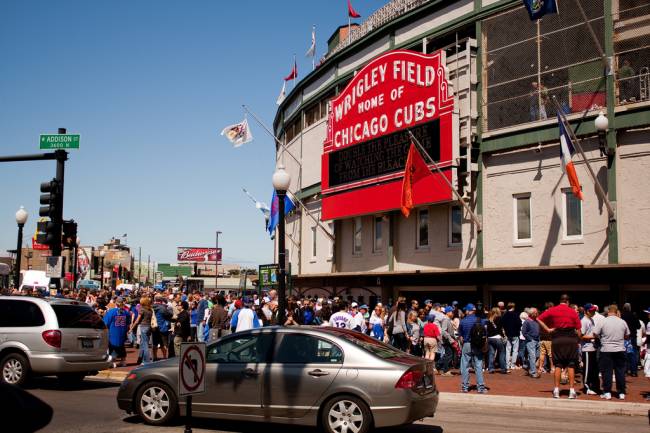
1, 353, 30, 386
136, 381, 177, 426
322, 395, 371, 433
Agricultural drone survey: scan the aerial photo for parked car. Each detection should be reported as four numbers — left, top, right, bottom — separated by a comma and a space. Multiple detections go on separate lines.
117, 327, 438, 433
0, 296, 111, 386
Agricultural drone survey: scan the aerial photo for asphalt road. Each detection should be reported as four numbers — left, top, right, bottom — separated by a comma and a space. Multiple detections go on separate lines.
23, 378, 649, 433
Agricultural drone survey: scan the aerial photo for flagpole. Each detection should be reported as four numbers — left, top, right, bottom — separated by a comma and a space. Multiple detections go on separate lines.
348, 15, 351, 45
313, 25, 316, 71
551, 97, 616, 221
241, 104, 302, 167
407, 130, 483, 231
287, 190, 335, 242
293, 54, 297, 89
242, 104, 335, 241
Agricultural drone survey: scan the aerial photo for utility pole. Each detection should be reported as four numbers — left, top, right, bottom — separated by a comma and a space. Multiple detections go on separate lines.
138, 247, 142, 284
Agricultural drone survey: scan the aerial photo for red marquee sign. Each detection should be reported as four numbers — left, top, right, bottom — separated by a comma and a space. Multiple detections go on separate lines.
322, 49, 455, 220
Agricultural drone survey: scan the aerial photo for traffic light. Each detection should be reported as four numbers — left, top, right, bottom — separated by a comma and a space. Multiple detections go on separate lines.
39, 178, 61, 219
36, 220, 60, 248
62, 220, 77, 248
38, 178, 63, 250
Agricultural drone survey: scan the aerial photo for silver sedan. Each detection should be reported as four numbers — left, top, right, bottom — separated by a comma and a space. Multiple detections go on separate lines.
117, 326, 438, 433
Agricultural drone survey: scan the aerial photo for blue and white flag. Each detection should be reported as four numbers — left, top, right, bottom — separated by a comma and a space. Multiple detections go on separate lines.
523, 0, 557, 21
267, 190, 296, 236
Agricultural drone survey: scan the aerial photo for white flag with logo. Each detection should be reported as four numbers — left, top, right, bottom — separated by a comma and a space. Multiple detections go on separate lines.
220, 118, 253, 147
276, 81, 286, 106
306, 25, 316, 58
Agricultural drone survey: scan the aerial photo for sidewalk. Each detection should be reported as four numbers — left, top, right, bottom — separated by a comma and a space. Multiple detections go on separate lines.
95, 347, 650, 414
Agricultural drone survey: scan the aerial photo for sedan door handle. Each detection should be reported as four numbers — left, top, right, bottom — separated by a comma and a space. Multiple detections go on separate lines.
308, 369, 330, 377
243, 368, 260, 377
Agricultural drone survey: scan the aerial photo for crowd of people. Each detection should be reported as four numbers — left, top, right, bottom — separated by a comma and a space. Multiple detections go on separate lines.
7, 286, 650, 400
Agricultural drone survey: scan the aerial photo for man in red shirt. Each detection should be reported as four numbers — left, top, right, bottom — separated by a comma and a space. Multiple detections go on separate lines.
537, 294, 582, 399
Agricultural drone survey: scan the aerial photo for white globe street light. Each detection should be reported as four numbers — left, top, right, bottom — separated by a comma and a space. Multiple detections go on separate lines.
595, 111, 609, 132
14, 206, 28, 288
272, 164, 292, 325
272, 164, 291, 191
15, 206, 28, 225
595, 111, 612, 158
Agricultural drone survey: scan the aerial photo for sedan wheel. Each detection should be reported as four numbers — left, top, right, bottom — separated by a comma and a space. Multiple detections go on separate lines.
1, 353, 29, 386
136, 381, 177, 426
323, 396, 371, 433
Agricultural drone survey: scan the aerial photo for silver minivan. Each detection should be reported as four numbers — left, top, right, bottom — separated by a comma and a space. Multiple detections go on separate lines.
0, 296, 111, 385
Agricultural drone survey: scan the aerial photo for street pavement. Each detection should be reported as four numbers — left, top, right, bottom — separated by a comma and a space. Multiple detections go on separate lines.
25, 377, 650, 433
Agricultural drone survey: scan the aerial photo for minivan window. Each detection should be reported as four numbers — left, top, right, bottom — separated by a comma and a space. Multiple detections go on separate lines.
0, 300, 45, 327
51, 305, 106, 329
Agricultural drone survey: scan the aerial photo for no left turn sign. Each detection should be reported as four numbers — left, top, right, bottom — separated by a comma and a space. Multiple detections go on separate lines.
179, 342, 206, 397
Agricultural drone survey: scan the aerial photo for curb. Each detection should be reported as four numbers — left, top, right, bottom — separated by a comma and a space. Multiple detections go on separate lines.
439, 392, 650, 417
92, 370, 129, 382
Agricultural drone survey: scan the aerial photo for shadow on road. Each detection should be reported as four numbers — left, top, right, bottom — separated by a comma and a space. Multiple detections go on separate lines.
25, 377, 120, 391
122, 415, 443, 433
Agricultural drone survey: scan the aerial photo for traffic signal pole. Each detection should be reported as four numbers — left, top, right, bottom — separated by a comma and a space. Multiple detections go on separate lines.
0, 130, 69, 290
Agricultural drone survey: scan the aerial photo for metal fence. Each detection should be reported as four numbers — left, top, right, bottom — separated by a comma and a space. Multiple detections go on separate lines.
482, 0, 606, 131
613, 1, 650, 105
326, 0, 432, 59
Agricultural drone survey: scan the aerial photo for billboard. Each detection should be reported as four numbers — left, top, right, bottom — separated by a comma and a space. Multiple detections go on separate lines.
321, 49, 455, 220
177, 247, 222, 263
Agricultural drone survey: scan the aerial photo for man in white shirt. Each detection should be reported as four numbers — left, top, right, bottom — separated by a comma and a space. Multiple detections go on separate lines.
580, 303, 601, 395
329, 301, 354, 329
593, 305, 630, 400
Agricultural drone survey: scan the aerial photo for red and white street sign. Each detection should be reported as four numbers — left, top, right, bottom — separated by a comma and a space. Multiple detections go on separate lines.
179, 342, 206, 397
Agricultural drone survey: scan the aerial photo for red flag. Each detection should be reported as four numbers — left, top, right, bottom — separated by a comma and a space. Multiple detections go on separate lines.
348, 0, 361, 18
284, 61, 297, 81
401, 142, 432, 217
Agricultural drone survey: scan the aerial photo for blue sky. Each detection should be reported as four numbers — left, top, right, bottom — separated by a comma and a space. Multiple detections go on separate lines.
0, 0, 380, 266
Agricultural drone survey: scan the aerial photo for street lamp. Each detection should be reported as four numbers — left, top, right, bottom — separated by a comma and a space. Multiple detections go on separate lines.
215, 231, 222, 291
14, 206, 28, 289
272, 164, 291, 325
595, 111, 613, 158
99, 249, 106, 291
72, 236, 80, 291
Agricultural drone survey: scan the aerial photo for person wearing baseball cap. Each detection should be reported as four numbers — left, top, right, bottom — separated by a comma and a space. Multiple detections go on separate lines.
580, 303, 601, 395
103, 296, 131, 368
458, 303, 488, 393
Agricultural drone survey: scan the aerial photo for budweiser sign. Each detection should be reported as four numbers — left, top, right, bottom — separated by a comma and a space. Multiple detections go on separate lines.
177, 247, 222, 263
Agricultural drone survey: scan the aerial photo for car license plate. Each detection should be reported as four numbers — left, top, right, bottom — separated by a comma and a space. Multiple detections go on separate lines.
81, 339, 94, 349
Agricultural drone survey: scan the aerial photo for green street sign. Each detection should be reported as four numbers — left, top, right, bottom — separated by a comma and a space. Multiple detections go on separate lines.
40, 134, 80, 150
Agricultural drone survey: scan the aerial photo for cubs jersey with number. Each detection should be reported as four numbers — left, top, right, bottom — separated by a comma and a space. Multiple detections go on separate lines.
329, 312, 354, 329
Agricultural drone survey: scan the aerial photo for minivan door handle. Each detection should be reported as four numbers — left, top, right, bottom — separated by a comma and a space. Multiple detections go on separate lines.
243, 368, 260, 377
308, 369, 329, 377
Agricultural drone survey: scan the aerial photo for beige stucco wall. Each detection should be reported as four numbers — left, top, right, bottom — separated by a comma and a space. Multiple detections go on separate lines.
394, 0, 474, 46
299, 119, 327, 188
338, 215, 390, 273
483, 138, 610, 267
617, 129, 650, 264
395, 203, 478, 271
300, 200, 335, 275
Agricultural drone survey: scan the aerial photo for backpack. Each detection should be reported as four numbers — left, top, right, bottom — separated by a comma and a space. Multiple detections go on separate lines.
470, 316, 487, 352
386, 312, 395, 337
